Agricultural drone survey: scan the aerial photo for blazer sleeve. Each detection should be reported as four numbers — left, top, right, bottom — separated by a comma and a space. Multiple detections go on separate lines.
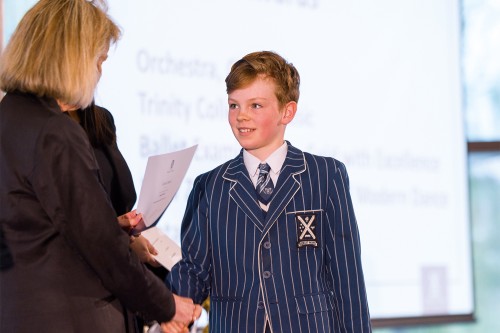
325, 160, 372, 332
31, 115, 176, 323
167, 173, 212, 304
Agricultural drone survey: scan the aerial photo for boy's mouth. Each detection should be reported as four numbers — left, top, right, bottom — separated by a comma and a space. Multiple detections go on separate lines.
238, 128, 255, 133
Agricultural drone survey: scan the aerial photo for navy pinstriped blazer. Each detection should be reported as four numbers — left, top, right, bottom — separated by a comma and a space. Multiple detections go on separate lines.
168, 142, 371, 333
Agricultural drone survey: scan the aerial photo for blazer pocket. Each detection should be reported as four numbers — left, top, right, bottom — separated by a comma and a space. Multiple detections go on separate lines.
210, 296, 243, 303
295, 291, 333, 314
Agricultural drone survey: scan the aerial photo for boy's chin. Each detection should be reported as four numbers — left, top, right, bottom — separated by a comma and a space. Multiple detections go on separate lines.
234, 136, 252, 148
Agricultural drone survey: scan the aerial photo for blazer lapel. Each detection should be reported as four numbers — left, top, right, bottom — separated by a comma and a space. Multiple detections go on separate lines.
222, 144, 307, 233
263, 143, 306, 233
223, 152, 265, 231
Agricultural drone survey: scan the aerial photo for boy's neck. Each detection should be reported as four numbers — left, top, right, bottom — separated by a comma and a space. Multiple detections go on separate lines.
244, 141, 287, 162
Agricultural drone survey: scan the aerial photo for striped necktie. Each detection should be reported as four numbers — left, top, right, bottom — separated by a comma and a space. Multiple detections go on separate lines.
256, 163, 274, 204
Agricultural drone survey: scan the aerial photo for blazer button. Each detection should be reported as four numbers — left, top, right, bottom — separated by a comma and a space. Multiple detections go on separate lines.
257, 301, 265, 309
263, 271, 272, 279
263, 241, 271, 249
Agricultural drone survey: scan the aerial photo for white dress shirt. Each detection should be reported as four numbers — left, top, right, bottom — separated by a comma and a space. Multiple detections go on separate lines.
243, 141, 288, 211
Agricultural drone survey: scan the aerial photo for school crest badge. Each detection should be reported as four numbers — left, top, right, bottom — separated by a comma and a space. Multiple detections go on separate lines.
296, 213, 318, 248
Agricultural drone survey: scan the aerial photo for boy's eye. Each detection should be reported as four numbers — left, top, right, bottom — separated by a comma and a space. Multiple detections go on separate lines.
229, 103, 238, 109
251, 103, 262, 109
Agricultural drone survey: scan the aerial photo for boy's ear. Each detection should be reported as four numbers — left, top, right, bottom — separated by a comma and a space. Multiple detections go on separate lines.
281, 101, 297, 125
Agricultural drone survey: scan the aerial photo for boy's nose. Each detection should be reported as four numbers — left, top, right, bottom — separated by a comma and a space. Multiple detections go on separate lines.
236, 109, 250, 121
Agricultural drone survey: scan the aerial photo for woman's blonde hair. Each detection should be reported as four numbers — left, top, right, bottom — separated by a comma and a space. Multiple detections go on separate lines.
0, 0, 121, 108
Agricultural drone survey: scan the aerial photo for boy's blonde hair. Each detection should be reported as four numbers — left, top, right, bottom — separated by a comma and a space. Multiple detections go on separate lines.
225, 51, 300, 108
0, 0, 121, 108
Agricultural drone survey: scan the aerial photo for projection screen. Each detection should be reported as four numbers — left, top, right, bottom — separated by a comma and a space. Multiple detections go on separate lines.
3, 0, 474, 327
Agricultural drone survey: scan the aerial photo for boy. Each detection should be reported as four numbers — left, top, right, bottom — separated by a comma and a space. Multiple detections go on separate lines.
167, 51, 371, 333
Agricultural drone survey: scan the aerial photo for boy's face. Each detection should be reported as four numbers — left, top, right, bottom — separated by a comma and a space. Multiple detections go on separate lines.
228, 76, 296, 161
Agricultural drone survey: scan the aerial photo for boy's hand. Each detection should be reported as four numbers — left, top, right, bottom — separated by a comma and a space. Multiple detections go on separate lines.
160, 320, 189, 333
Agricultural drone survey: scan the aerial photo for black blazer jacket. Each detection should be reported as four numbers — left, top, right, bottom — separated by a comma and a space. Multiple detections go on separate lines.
0, 92, 174, 332
87, 105, 136, 216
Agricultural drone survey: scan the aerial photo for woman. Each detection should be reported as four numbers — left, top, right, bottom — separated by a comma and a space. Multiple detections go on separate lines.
0, 1, 198, 332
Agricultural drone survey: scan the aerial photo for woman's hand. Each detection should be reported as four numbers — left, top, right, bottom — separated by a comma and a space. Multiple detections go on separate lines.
160, 295, 202, 332
117, 209, 142, 233
129, 234, 160, 266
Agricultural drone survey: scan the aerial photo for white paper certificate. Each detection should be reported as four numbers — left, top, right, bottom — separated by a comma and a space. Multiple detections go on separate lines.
135, 145, 198, 231
141, 227, 182, 270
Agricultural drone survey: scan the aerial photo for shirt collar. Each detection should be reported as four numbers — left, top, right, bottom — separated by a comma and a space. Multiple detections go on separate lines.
243, 141, 288, 177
